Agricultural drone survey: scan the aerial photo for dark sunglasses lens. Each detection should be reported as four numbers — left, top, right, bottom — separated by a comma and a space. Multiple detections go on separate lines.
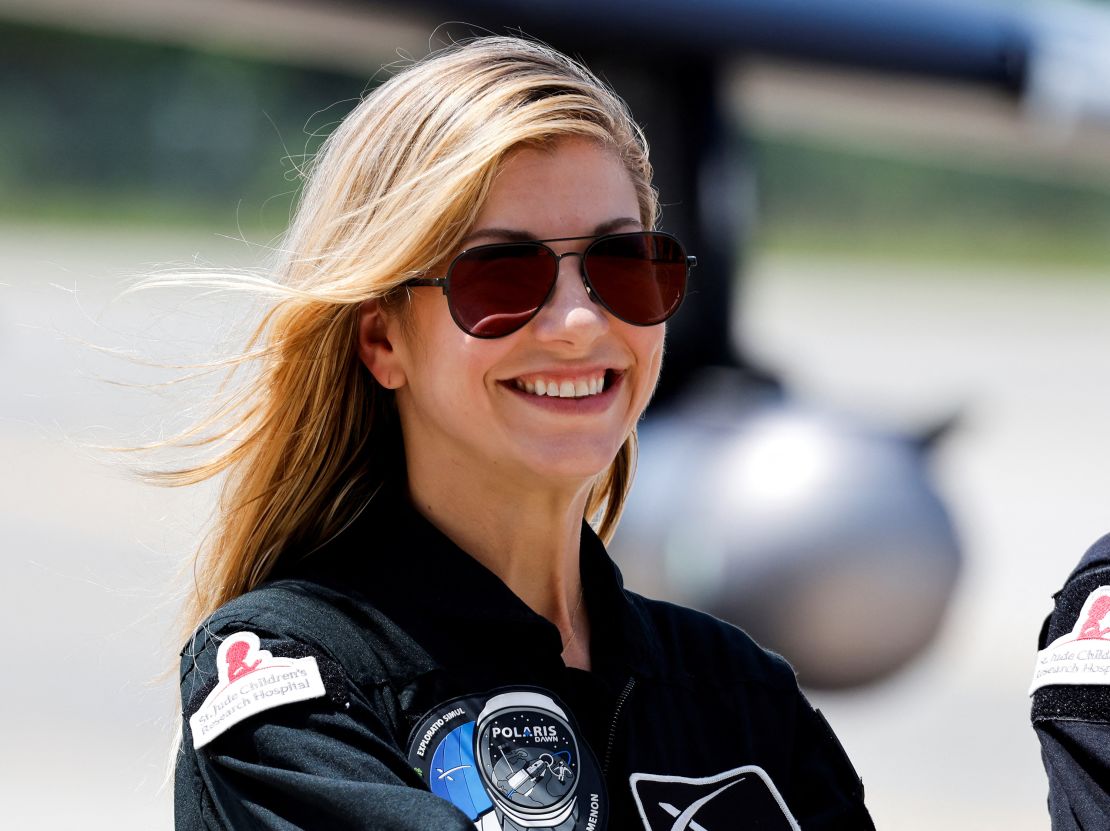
585, 233, 687, 325
448, 244, 556, 337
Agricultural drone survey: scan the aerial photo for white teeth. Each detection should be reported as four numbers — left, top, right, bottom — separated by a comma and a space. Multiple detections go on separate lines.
514, 373, 610, 398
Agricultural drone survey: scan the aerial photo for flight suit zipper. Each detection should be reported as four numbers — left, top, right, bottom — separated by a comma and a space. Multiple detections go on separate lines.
602, 676, 636, 777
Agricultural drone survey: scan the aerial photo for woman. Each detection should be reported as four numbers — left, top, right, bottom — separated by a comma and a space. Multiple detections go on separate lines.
174, 37, 873, 830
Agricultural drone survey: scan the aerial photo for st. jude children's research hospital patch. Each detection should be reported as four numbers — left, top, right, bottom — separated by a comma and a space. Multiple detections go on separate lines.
188, 631, 327, 749
1031, 585, 1110, 694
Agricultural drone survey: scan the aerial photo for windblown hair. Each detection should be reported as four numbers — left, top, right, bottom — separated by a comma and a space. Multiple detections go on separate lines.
161, 36, 659, 638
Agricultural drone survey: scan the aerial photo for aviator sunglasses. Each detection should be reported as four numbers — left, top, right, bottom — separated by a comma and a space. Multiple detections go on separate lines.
404, 231, 695, 338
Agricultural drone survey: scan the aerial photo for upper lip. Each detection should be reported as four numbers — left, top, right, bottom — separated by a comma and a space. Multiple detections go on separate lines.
505, 365, 617, 384
508, 367, 616, 398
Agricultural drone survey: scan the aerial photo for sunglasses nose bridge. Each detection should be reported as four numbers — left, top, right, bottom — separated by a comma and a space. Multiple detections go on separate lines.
552, 250, 594, 298
536, 249, 607, 332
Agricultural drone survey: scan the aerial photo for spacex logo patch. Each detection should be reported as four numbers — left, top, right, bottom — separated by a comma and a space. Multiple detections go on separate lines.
629, 765, 799, 830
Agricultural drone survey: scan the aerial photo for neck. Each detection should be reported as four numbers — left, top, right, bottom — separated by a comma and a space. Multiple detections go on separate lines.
405, 458, 592, 670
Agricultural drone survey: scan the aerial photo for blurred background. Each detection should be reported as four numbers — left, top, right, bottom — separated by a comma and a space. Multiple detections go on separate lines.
3, 0, 1110, 828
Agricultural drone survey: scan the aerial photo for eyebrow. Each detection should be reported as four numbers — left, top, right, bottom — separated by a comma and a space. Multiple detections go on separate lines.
459, 216, 642, 247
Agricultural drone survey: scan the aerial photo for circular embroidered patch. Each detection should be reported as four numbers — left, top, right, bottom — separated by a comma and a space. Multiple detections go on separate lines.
407, 687, 607, 830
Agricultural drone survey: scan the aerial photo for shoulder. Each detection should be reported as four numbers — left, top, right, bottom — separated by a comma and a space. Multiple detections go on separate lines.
627, 590, 800, 693
1075, 532, 1110, 575
178, 582, 356, 712
181, 581, 358, 676
179, 578, 426, 707
187, 579, 355, 639
1042, 532, 1110, 646
178, 578, 439, 754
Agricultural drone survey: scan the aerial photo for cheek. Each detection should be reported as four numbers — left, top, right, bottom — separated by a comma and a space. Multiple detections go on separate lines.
644, 326, 667, 375
404, 323, 513, 416
630, 326, 666, 402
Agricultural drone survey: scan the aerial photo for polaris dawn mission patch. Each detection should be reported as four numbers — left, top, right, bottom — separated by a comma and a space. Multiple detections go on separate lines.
408, 688, 606, 831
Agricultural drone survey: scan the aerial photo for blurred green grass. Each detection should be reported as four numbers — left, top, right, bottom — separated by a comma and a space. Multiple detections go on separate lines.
0, 20, 362, 236
4, 20, 1110, 271
751, 133, 1110, 270
753, 224, 1110, 271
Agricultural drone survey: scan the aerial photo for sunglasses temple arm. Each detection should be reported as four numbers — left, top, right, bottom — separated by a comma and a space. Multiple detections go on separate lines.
404, 277, 448, 292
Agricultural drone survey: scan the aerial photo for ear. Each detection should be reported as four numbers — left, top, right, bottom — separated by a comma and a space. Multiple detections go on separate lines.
356, 299, 407, 390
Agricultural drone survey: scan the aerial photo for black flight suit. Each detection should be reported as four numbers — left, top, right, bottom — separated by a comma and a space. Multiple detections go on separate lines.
175, 487, 874, 829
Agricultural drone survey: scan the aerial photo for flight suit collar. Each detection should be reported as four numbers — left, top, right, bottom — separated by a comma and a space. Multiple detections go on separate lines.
290, 484, 661, 682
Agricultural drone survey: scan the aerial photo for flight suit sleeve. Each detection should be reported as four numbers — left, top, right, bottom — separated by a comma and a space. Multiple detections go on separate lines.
174, 622, 474, 831
787, 693, 876, 831
1031, 535, 1110, 830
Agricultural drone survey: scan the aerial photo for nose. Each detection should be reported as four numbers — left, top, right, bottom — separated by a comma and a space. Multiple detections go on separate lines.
531, 250, 608, 343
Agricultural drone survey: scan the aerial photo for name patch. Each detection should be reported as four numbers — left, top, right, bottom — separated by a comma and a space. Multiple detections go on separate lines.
1031, 585, 1110, 695
189, 631, 326, 749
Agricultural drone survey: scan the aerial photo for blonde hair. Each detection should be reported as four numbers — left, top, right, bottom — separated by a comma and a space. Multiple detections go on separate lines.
161, 36, 659, 637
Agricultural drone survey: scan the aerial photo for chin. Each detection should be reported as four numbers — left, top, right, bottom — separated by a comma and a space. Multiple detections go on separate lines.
515, 441, 624, 485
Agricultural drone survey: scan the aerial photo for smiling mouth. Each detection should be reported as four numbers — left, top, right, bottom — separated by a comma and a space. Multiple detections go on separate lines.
511, 370, 615, 399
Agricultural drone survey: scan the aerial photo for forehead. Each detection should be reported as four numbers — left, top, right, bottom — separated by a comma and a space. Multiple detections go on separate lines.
473, 138, 640, 234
